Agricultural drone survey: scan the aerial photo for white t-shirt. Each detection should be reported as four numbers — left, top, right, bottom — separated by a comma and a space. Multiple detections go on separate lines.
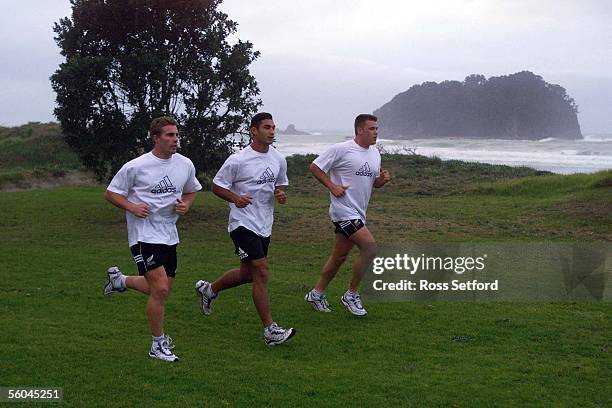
213, 145, 288, 237
107, 152, 202, 247
312, 139, 381, 223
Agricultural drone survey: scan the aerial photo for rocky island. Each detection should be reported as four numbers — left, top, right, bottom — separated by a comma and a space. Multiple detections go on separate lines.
374, 71, 582, 140
276, 124, 310, 135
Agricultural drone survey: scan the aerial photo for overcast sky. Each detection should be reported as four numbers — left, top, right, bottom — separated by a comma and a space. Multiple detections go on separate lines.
1, 0, 610, 133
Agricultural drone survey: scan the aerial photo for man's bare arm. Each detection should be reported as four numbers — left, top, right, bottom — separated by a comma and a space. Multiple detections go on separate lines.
104, 190, 150, 218
212, 183, 252, 208
175, 191, 197, 215
274, 185, 288, 204
308, 163, 348, 198
374, 169, 391, 188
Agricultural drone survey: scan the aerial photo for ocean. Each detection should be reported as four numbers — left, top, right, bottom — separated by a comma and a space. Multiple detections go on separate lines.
273, 133, 612, 174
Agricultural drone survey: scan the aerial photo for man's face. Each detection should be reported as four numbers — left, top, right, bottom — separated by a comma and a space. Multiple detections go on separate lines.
154, 125, 179, 155
252, 119, 276, 145
357, 120, 378, 145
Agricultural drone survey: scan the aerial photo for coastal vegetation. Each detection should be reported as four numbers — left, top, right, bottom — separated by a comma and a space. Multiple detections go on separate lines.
375, 71, 581, 140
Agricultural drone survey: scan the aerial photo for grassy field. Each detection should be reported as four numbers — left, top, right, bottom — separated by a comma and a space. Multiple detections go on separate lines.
1, 156, 611, 406
0, 122, 91, 190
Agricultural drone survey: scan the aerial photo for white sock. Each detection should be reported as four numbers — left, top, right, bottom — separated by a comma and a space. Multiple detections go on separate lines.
312, 288, 323, 297
153, 334, 165, 343
206, 285, 217, 298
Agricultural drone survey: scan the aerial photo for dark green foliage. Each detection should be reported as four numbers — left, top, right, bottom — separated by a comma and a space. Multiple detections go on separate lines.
0, 122, 80, 171
591, 172, 612, 188
285, 153, 548, 195
0, 122, 88, 189
375, 71, 582, 140
51, 0, 261, 181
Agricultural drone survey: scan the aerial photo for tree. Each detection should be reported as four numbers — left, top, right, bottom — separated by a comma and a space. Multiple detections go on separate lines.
51, 0, 261, 181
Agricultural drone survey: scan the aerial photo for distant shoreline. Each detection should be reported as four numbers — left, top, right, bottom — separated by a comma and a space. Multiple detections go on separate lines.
273, 133, 612, 175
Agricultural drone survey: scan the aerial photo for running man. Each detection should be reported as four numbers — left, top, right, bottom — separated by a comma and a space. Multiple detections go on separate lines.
103, 116, 202, 362
195, 112, 295, 346
305, 114, 391, 316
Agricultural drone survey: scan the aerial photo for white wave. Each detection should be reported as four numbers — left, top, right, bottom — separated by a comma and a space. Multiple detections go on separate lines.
582, 134, 612, 142
273, 134, 612, 174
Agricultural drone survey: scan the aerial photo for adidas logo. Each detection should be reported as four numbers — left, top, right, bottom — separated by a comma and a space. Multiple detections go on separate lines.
151, 176, 177, 194
256, 167, 276, 185
237, 247, 248, 260
355, 162, 373, 177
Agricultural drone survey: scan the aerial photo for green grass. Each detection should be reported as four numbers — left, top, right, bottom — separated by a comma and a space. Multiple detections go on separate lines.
0, 122, 81, 171
472, 169, 612, 196
0, 122, 89, 190
1, 164, 611, 406
285, 153, 550, 196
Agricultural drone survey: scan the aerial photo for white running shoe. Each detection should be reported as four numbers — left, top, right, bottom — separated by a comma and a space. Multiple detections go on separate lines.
163, 334, 174, 350
149, 340, 179, 362
195, 280, 217, 315
340, 291, 367, 316
103, 266, 126, 296
264, 323, 296, 346
305, 289, 331, 312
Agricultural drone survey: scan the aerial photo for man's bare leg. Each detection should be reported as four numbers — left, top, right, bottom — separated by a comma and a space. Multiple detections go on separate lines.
144, 266, 170, 337
211, 262, 252, 294
314, 233, 354, 292
126, 276, 150, 294
347, 226, 377, 292
195, 263, 251, 316
126, 275, 174, 295
249, 257, 273, 327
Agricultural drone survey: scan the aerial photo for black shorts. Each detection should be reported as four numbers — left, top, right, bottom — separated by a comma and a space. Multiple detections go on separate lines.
229, 226, 270, 262
333, 219, 365, 238
130, 242, 178, 278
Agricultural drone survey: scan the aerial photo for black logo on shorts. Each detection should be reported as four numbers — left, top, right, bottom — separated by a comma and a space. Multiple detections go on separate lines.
256, 167, 276, 184
151, 176, 177, 194
355, 162, 373, 177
